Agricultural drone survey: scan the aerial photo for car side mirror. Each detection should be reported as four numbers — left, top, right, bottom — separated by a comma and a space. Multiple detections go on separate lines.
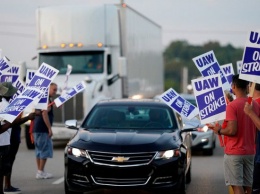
180, 127, 197, 135
65, 120, 78, 130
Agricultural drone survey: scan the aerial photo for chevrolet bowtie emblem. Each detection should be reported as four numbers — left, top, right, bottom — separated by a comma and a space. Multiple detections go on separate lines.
112, 156, 130, 162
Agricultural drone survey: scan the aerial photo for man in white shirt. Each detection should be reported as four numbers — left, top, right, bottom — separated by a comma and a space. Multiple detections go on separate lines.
0, 82, 17, 194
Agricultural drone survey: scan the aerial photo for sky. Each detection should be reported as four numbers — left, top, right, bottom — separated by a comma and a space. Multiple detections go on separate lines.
0, 0, 259, 68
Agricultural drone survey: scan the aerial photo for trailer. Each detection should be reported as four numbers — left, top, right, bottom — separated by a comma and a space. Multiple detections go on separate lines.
25, 3, 164, 149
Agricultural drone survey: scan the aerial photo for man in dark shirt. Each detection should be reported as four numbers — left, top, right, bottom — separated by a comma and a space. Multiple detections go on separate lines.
33, 83, 57, 179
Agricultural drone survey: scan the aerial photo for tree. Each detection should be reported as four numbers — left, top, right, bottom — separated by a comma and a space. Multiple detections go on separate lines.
163, 40, 243, 92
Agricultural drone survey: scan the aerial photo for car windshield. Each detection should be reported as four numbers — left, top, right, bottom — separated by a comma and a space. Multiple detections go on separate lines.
82, 105, 178, 130
39, 51, 104, 74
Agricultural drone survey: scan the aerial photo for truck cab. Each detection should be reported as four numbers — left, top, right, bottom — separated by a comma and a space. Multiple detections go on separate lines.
24, 3, 164, 149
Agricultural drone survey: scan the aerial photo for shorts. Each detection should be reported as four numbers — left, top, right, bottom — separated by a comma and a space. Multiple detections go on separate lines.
253, 162, 260, 193
0, 145, 11, 176
34, 133, 53, 159
224, 154, 254, 187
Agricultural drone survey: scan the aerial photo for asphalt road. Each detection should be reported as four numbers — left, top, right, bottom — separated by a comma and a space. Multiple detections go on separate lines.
10, 134, 228, 194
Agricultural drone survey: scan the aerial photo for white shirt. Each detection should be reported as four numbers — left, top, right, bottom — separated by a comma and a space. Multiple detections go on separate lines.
0, 98, 11, 146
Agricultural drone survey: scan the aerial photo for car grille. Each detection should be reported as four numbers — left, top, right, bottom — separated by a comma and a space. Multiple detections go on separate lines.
91, 176, 151, 186
88, 151, 157, 167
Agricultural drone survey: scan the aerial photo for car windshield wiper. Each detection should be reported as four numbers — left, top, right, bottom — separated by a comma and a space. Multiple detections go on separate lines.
87, 126, 102, 129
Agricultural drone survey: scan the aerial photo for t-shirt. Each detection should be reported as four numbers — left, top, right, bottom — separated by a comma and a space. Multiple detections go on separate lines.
224, 97, 260, 155
0, 98, 11, 146
33, 103, 54, 133
254, 97, 260, 162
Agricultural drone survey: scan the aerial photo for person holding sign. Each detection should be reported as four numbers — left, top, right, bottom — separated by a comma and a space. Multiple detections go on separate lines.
33, 83, 57, 179
208, 75, 259, 194
244, 83, 260, 194
0, 82, 36, 194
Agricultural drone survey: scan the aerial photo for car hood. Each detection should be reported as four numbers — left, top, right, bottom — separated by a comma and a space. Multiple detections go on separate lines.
68, 129, 181, 152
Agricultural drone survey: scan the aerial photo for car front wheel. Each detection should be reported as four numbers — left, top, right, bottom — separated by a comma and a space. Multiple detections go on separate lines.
64, 181, 83, 194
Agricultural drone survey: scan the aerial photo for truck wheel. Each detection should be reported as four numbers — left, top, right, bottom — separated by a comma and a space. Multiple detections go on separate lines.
25, 125, 35, 149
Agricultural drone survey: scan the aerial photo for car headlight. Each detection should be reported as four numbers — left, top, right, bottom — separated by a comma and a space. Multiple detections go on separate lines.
155, 149, 180, 160
67, 147, 90, 158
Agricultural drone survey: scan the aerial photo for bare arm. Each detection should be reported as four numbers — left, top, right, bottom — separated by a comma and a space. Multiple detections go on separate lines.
12, 112, 36, 126
244, 102, 260, 129
0, 122, 12, 134
207, 120, 237, 136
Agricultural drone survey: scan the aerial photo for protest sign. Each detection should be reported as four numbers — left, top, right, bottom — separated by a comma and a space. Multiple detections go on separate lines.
159, 88, 199, 120
191, 74, 226, 124
26, 69, 36, 86
220, 63, 234, 86
54, 81, 86, 107
236, 60, 242, 74
0, 64, 21, 83
0, 56, 11, 76
9, 79, 26, 103
27, 63, 59, 109
239, 30, 260, 84
61, 64, 72, 95
0, 87, 42, 123
192, 50, 230, 90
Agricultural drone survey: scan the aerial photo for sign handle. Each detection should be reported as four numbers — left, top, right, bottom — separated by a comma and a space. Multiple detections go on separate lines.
248, 82, 255, 104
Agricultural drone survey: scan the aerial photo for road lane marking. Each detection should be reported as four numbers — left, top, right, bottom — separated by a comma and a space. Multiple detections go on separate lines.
52, 177, 64, 184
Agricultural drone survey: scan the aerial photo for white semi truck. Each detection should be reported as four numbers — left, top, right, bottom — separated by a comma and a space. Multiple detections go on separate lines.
25, 3, 164, 148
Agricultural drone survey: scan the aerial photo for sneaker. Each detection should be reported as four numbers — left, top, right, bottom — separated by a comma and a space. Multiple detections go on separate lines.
42, 172, 53, 179
36, 171, 53, 179
4, 186, 21, 194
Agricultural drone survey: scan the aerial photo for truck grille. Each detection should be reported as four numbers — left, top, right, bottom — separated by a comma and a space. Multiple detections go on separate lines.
88, 151, 157, 167
91, 176, 150, 186
53, 92, 84, 123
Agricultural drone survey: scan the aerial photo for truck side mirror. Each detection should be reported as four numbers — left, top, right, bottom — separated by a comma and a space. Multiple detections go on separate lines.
118, 57, 127, 77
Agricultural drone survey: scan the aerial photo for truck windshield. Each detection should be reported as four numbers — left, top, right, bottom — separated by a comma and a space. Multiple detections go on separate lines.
39, 51, 104, 74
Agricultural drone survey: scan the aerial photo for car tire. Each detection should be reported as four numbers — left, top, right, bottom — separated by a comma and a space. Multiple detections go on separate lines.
25, 125, 35, 150
186, 164, 191, 184
64, 181, 83, 194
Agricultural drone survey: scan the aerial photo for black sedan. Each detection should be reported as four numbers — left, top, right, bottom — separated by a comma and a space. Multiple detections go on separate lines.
64, 99, 194, 194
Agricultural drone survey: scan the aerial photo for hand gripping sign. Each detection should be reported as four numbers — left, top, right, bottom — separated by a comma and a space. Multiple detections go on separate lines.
191, 74, 226, 124
27, 63, 59, 109
159, 88, 199, 120
192, 50, 230, 90
54, 81, 86, 108
0, 87, 42, 123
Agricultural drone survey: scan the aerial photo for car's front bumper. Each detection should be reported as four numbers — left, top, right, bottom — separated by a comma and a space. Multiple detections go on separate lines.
65, 152, 185, 193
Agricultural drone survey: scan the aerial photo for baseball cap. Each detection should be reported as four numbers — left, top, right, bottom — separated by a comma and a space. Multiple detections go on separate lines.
1, 82, 18, 97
